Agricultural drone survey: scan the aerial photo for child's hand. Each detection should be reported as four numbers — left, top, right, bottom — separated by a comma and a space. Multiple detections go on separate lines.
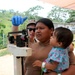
33, 60, 42, 67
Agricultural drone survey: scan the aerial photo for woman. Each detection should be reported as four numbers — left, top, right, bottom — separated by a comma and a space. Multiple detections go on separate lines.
12, 16, 75, 75
24, 18, 75, 75
33, 27, 73, 73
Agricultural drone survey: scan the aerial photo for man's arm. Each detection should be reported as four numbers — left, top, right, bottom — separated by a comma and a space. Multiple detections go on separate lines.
11, 16, 27, 38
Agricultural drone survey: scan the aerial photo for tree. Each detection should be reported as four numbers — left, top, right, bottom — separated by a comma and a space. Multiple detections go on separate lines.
66, 10, 75, 23
0, 23, 6, 46
19, 5, 44, 30
47, 6, 69, 23
24, 5, 44, 20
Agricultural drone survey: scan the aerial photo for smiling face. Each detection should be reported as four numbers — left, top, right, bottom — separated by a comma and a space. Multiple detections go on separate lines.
35, 22, 53, 42
27, 25, 36, 40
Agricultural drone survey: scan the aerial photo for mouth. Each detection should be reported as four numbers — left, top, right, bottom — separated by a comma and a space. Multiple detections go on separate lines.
36, 34, 41, 37
29, 34, 35, 36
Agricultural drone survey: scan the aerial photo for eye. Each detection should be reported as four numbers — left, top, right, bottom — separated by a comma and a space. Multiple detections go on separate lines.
35, 28, 38, 30
40, 28, 44, 29
35, 27, 44, 30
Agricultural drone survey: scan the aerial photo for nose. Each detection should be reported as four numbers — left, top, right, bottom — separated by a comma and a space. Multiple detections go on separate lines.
50, 36, 52, 39
36, 28, 41, 33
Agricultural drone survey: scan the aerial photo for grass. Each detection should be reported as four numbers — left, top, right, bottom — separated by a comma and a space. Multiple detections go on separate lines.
0, 48, 11, 57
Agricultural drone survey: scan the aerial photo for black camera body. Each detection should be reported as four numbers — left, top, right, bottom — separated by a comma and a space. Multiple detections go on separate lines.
8, 29, 29, 47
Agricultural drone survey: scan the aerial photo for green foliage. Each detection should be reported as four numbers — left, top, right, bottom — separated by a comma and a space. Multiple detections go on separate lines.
0, 45, 6, 49
48, 6, 75, 23
0, 49, 11, 56
0, 36, 3, 44
0, 23, 6, 28
47, 6, 70, 23
24, 5, 44, 20
0, 5, 44, 49
66, 10, 75, 23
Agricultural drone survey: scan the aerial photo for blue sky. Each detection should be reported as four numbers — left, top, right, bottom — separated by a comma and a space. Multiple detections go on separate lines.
0, 0, 54, 17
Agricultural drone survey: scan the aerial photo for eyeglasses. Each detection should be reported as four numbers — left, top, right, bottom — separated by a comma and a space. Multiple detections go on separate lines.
27, 28, 35, 32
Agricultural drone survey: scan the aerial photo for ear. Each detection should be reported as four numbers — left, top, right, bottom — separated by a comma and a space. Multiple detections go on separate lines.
50, 28, 54, 36
58, 42, 63, 47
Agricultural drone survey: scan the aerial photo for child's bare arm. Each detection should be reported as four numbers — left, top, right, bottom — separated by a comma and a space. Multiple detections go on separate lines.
33, 60, 58, 71
45, 61, 59, 71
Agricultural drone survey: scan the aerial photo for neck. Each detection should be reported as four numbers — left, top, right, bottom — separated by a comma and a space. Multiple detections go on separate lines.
28, 38, 35, 47
39, 39, 50, 47
29, 38, 35, 43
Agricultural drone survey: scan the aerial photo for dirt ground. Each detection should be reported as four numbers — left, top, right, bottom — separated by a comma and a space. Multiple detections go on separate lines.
0, 49, 75, 75
0, 55, 14, 75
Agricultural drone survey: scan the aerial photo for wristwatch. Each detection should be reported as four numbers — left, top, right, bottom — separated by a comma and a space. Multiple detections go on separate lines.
57, 73, 61, 75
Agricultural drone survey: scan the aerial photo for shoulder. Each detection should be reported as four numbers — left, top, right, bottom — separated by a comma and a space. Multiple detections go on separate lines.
69, 43, 74, 52
34, 38, 39, 43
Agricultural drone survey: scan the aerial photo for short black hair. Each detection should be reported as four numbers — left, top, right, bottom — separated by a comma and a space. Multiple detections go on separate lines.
54, 27, 73, 48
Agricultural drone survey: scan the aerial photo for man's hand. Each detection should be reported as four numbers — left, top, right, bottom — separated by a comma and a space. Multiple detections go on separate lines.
11, 16, 27, 26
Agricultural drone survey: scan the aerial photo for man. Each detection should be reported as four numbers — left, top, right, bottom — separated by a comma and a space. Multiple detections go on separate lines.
26, 21, 37, 46
11, 16, 37, 45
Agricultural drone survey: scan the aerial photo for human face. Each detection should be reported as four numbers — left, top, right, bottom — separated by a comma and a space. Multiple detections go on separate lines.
35, 22, 53, 42
50, 31, 61, 47
27, 25, 36, 39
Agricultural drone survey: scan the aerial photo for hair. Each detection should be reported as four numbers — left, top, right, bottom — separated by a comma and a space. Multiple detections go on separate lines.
36, 18, 54, 30
26, 23, 36, 28
54, 27, 73, 48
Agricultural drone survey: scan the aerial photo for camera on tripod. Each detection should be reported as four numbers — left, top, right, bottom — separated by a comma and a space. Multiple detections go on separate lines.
8, 29, 29, 47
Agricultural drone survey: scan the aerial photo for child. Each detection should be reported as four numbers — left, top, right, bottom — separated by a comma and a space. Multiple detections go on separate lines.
33, 27, 73, 73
